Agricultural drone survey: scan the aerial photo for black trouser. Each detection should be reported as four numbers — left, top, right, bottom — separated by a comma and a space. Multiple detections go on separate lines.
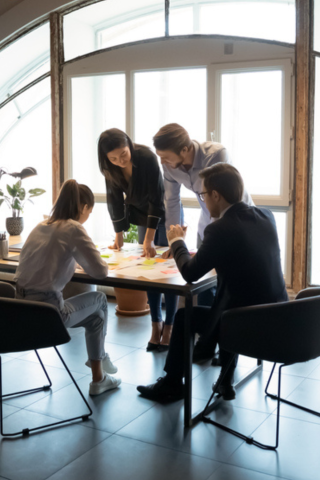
164, 306, 237, 380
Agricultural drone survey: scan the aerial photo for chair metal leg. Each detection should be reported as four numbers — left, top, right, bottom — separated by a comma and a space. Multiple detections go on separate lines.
201, 359, 283, 450
265, 362, 320, 418
1, 350, 52, 400
1, 348, 93, 437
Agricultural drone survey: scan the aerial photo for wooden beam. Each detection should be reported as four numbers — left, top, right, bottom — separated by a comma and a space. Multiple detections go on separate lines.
292, 0, 311, 292
50, 12, 64, 204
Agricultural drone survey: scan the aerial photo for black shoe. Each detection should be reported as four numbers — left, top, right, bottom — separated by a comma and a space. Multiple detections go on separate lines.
146, 342, 159, 352
213, 382, 236, 400
211, 356, 222, 367
212, 366, 236, 400
137, 376, 184, 402
157, 344, 169, 352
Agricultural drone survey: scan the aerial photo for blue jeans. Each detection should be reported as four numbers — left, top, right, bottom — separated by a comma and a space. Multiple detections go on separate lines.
16, 289, 108, 361
138, 223, 178, 325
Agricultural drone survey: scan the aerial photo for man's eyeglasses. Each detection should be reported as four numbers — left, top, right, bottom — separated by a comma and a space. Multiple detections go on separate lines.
199, 191, 208, 202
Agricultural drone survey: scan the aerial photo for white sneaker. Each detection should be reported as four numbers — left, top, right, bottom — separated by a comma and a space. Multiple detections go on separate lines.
85, 353, 118, 374
89, 372, 121, 396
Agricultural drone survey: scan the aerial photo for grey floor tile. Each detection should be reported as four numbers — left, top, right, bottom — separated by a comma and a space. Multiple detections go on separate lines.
275, 377, 320, 424
281, 358, 320, 378
231, 369, 305, 414
307, 362, 320, 380
192, 364, 252, 401
27, 378, 156, 434
208, 464, 286, 480
106, 314, 152, 348
118, 398, 268, 462
21, 336, 91, 375
2, 357, 85, 408
46, 434, 221, 480
2, 404, 20, 419
1, 355, 15, 364
229, 415, 320, 480
0, 409, 110, 480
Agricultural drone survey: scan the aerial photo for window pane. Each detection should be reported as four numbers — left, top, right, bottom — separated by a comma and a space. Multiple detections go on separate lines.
220, 70, 282, 196
0, 101, 20, 140
134, 68, 206, 146
273, 211, 286, 275
0, 23, 50, 105
183, 207, 201, 250
170, 1, 295, 43
311, 57, 320, 284
315, 0, 320, 52
0, 98, 52, 233
71, 74, 125, 193
170, 6, 193, 35
64, 0, 165, 61
14, 77, 51, 115
84, 202, 114, 244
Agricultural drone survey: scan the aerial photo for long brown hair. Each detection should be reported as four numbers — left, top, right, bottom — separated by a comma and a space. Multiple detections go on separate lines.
47, 179, 94, 224
98, 128, 143, 190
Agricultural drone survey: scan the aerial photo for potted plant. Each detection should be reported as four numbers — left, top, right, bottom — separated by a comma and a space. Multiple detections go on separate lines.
0, 167, 45, 235
114, 224, 150, 316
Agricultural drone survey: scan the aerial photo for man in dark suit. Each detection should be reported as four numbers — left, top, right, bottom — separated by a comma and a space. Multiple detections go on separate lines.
137, 163, 288, 402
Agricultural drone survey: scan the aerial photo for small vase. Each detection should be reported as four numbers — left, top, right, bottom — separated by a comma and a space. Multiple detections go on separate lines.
6, 217, 24, 236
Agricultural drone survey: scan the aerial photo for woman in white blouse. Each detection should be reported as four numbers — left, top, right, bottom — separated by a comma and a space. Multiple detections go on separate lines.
14, 180, 121, 396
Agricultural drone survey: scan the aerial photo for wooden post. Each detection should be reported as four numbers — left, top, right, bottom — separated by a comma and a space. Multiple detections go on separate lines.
292, 0, 311, 292
50, 12, 64, 204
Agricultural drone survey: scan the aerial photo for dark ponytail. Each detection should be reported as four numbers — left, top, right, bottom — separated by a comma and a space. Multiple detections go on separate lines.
47, 180, 94, 224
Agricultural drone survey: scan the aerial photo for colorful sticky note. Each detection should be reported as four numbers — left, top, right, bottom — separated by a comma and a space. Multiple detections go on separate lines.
156, 249, 166, 255
143, 259, 156, 265
101, 254, 112, 258
161, 269, 179, 274
126, 255, 140, 261
139, 265, 154, 270
154, 258, 166, 263
107, 261, 119, 266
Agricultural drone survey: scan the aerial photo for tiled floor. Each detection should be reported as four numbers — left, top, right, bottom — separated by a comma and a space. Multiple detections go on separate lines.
1, 299, 320, 480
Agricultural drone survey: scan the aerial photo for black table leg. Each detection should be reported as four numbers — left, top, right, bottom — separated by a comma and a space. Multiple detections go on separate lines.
184, 293, 194, 428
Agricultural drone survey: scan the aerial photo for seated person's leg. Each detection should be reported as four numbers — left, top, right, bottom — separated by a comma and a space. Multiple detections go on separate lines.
137, 306, 212, 401
63, 291, 121, 395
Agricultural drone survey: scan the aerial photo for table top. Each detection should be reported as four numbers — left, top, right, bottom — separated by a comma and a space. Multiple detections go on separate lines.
0, 236, 217, 297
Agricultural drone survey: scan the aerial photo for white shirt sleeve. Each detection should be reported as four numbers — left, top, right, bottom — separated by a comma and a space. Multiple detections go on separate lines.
72, 224, 109, 279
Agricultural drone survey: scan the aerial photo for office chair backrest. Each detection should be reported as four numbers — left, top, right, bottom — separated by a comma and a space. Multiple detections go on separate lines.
0, 297, 71, 354
0, 281, 16, 298
220, 295, 320, 365
296, 287, 320, 299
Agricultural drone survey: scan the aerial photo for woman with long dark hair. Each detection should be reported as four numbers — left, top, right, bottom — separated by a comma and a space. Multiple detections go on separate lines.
14, 179, 121, 395
98, 128, 179, 350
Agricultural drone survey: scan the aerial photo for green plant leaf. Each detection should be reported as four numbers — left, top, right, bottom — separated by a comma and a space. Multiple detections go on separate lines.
0, 199, 4, 206
18, 187, 26, 201
15, 180, 21, 189
29, 188, 46, 197
12, 198, 22, 210
6, 184, 17, 197
0, 189, 3, 196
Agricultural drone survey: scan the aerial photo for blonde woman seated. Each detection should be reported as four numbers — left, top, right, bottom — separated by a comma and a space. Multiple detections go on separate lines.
14, 180, 121, 396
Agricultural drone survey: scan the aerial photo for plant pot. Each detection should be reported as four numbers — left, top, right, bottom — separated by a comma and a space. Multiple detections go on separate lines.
114, 287, 150, 316
6, 217, 24, 236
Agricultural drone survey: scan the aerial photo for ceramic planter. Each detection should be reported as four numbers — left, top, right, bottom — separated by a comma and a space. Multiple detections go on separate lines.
114, 288, 150, 316
6, 217, 24, 236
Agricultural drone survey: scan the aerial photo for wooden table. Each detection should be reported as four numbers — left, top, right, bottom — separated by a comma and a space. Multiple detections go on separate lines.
0, 239, 261, 427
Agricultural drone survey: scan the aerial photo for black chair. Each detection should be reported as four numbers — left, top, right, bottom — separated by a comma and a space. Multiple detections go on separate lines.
0, 286, 93, 437
202, 289, 320, 450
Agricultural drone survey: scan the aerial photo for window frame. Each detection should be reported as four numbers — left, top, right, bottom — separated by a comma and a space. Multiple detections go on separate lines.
211, 59, 293, 207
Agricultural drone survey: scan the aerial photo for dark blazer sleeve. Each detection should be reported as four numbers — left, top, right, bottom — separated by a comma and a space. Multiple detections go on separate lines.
105, 178, 128, 233
145, 153, 165, 230
171, 223, 222, 283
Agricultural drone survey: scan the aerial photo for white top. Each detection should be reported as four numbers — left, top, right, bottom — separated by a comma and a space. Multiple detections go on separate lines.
14, 219, 108, 292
